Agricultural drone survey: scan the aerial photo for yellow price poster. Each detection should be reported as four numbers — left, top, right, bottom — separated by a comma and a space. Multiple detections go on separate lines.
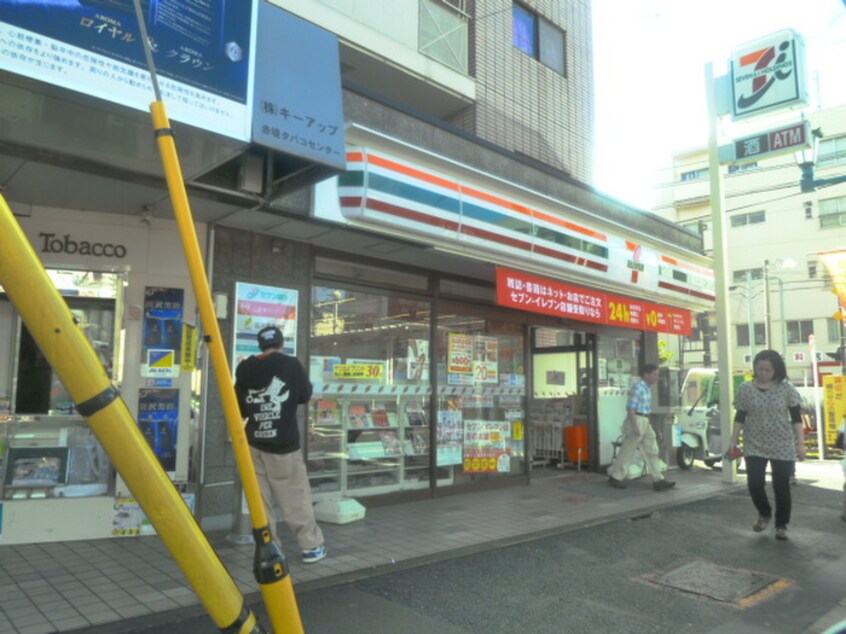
822, 375, 846, 446
448, 333, 473, 374
181, 323, 197, 372
513, 421, 524, 441
333, 363, 384, 380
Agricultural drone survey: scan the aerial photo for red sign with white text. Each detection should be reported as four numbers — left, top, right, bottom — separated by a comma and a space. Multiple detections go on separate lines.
496, 267, 692, 336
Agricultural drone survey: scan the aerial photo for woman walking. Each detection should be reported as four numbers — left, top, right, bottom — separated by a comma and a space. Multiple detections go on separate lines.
728, 349, 805, 541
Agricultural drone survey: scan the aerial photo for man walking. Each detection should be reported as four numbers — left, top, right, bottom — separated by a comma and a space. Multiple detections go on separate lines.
235, 326, 326, 563
607, 363, 675, 492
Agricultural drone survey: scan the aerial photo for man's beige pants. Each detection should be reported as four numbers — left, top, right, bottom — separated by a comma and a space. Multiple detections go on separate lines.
250, 447, 324, 551
607, 415, 665, 483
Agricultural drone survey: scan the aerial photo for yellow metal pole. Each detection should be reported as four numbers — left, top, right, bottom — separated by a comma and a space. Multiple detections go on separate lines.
132, 2, 303, 627
0, 195, 262, 634
149, 99, 303, 633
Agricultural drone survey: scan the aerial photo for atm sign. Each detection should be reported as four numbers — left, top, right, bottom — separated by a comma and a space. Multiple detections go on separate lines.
734, 121, 810, 163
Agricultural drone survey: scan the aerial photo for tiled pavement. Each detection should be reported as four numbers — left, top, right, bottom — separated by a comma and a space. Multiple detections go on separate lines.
0, 462, 842, 634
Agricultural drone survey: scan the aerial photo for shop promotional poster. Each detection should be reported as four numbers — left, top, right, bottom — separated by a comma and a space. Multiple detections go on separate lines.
0, 0, 254, 140
137, 388, 179, 475
463, 420, 511, 473
232, 283, 298, 367
141, 287, 184, 379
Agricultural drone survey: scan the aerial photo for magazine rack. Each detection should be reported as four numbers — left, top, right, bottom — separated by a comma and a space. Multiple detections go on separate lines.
308, 393, 452, 497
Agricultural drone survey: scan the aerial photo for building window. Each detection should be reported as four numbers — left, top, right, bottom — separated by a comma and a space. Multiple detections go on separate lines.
817, 135, 846, 168
804, 201, 813, 219
736, 323, 766, 347
730, 211, 766, 227
682, 219, 709, 236
827, 317, 843, 343
680, 168, 708, 181
512, 3, 567, 76
786, 319, 814, 345
728, 162, 758, 174
309, 285, 434, 495
419, 0, 469, 74
819, 196, 846, 229
732, 268, 764, 283
512, 4, 536, 56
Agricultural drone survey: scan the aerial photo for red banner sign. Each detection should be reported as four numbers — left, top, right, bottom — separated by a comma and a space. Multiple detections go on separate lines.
496, 267, 692, 336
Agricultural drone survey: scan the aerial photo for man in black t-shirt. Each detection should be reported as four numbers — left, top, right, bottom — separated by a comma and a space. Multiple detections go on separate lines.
235, 326, 326, 564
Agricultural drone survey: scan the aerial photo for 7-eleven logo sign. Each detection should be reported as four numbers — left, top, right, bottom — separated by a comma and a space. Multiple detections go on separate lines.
731, 29, 807, 120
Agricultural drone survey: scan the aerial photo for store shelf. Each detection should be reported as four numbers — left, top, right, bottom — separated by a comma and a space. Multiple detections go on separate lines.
308, 394, 436, 495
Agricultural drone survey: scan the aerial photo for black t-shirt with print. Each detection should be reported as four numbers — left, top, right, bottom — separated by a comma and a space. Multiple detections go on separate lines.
234, 352, 313, 454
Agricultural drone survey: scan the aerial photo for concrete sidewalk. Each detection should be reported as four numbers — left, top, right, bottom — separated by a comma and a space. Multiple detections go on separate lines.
0, 461, 842, 634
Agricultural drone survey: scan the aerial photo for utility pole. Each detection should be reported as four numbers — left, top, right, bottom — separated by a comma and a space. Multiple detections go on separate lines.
705, 62, 736, 485
745, 271, 755, 364
763, 259, 772, 350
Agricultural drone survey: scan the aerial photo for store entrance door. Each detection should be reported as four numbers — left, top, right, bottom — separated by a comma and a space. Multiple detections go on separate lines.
529, 328, 596, 472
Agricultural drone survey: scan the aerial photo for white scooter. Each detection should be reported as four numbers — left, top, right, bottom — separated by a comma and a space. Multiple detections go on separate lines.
675, 368, 727, 470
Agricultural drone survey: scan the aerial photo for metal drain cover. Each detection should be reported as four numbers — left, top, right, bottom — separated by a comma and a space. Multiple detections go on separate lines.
650, 560, 779, 604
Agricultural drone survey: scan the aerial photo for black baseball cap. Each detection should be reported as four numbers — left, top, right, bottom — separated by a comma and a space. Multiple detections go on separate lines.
257, 326, 284, 351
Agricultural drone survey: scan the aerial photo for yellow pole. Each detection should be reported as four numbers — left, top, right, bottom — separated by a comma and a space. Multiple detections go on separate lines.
149, 99, 303, 633
135, 3, 301, 627
0, 195, 262, 634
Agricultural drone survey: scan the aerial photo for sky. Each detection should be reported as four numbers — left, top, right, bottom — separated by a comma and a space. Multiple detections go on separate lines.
591, 0, 846, 211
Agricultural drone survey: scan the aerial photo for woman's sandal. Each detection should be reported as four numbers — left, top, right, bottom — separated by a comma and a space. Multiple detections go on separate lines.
775, 527, 788, 541
753, 516, 770, 532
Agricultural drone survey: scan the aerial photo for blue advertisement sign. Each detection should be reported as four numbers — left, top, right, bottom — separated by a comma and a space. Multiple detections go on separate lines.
252, 3, 345, 168
138, 387, 179, 474
142, 286, 184, 378
0, 0, 254, 140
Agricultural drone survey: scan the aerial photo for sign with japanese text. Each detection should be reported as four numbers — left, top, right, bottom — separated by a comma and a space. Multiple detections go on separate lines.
137, 387, 179, 475
232, 283, 298, 367
463, 420, 511, 473
0, 0, 254, 140
822, 375, 846, 447
141, 286, 183, 378
448, 333, 473, 374
180, 323, 197, 372
252, 2, 345, 168
436, 409, 463, 466
473, 336, 499, 385
332, 363, 385, 380
496, 267, 692, 336
729, 121, 810, 164
730, 29, 808, 121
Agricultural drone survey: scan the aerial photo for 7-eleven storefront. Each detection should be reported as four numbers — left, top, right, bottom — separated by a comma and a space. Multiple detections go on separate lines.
245, 139, 717, 502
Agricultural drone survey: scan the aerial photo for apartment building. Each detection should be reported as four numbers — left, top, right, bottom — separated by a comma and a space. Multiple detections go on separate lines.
653, 104, 846, 379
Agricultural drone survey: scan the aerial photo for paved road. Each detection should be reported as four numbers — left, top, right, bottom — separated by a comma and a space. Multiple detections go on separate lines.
81, 477, 846, 634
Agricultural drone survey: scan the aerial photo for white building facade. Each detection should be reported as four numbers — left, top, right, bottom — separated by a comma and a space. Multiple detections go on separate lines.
654, 104, 846, 380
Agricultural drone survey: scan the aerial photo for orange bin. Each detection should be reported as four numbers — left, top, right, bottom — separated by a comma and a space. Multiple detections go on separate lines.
564, 425, 589, 463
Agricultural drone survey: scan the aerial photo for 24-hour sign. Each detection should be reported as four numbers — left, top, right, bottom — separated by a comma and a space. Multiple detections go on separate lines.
496, 267, 693, 336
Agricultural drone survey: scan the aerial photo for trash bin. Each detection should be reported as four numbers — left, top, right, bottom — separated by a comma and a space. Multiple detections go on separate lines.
565, 425, 589, 465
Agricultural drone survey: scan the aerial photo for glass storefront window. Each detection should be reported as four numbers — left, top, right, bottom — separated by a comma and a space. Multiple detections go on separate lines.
308, 285, 432, 496
435, 312, 526, 486
0, 270, 122, 499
